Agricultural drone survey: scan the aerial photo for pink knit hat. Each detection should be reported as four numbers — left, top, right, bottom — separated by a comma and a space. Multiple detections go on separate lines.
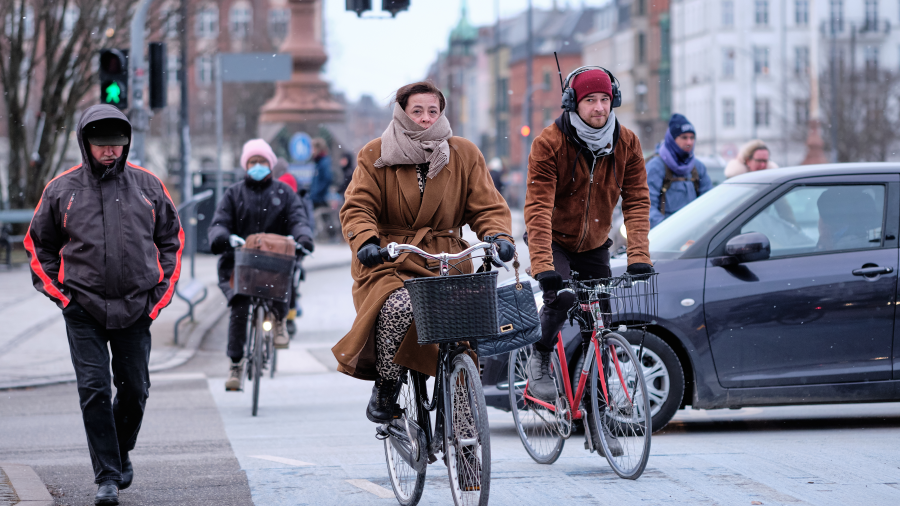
240, 139, 277, 170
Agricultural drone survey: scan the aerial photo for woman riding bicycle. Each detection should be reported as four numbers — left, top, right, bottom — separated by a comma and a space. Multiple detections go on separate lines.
208, 139, 315, 391
334, 81, 515, 423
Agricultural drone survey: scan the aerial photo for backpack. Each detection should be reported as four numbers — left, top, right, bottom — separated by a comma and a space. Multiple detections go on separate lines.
648, 154, 701, 215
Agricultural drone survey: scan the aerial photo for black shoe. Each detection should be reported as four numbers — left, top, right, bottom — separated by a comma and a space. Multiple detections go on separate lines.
526, 348, 557, 402
95, 481, 119, 505
118, 455, 133, 490
286, 319, 297, 336
585, 410, 625, 458
366, 377, 400, 423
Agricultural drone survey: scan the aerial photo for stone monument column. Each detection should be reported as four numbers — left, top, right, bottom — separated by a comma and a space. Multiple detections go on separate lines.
259, 0, 344, 128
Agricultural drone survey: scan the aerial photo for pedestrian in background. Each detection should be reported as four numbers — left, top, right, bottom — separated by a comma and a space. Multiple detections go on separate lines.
488, 157, 506, 194
646, 113, 712, 227
337, 151, 355, 197
24, 104, 184, 505
274, 157, 298, 193
310, 138, 332, 208
725, 139, 778, 178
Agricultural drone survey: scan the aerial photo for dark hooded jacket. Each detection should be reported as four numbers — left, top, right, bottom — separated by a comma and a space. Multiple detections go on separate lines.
24, 105, 184, 329
207, 175, 313, 303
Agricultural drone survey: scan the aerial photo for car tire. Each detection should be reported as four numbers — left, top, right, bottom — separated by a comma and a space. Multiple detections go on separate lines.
619, 329, 684, 432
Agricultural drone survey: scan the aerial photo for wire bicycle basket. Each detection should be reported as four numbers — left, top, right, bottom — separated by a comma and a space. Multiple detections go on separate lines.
569, 273, 659, 329
404, 270, 499, 345
233, 248, 295, 303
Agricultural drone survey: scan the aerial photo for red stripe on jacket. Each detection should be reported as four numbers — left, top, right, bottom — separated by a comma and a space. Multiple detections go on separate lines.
128, 163, 185, 319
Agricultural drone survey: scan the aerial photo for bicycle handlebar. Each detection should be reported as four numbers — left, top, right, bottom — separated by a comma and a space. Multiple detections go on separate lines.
379, 241, 511, 272
230, 234, 311, 255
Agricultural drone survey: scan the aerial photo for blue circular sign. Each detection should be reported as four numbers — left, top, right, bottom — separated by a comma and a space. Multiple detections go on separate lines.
289, 132, 313, 162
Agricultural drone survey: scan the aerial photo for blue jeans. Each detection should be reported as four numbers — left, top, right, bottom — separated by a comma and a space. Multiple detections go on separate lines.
63, 301, 152, 484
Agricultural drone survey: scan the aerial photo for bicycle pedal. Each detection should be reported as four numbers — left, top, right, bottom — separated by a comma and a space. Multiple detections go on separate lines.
375, 425, 390, 440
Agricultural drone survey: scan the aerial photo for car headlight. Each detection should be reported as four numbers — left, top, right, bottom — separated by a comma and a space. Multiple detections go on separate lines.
619, 223, 627, 239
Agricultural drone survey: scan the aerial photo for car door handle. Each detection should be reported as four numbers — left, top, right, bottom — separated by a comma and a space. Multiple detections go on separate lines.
852, 266, 893, 276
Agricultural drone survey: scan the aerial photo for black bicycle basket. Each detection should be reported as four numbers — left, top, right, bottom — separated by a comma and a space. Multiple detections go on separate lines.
573, 273, 659, 328
233, 248, 295, 303
404, 270, 499, 345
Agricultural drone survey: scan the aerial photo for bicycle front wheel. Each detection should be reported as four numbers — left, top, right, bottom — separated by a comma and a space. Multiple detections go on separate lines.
445, 353, 490, 506
589, 332, 652, 479
384, 370, 427, 506
508, 347, 565, 464
251, 306, 265, 417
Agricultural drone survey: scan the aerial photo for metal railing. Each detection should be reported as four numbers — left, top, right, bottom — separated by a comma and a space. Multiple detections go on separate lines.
173, 189, 214, 344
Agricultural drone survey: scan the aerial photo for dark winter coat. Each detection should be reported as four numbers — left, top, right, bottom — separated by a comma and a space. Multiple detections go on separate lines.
310, 154, 332, 206
207, 177, 313, 303
25, 104, 184, 329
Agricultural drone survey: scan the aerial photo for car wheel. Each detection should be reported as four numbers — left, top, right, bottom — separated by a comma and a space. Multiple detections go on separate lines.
618, 329, 684, 432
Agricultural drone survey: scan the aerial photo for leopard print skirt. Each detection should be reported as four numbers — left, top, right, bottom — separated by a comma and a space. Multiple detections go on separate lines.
375, 288, 414, 381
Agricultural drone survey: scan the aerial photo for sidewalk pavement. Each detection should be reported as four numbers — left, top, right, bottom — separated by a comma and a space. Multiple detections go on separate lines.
0, 242, 353, 390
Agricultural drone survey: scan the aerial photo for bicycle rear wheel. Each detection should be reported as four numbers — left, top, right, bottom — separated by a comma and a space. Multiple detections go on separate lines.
445, 353, 490, 506
589, 332, 652, 479
508, 347, 566, 464
384, 370, 427, 506
251, 306, 265, 417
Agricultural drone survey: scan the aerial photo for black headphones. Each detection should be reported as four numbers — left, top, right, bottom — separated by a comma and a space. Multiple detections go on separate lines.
560, 66, 622, 112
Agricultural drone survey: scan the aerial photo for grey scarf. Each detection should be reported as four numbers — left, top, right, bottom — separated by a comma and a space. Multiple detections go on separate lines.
374, 103, 453, 179
569, 110, 616, 156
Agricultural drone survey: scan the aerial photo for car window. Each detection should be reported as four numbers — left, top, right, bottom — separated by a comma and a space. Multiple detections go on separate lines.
740, 185, 885, 257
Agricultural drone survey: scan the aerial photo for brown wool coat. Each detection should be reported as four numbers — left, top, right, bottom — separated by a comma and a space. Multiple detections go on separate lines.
524, 121, 652, 276
333, 137, 513, 381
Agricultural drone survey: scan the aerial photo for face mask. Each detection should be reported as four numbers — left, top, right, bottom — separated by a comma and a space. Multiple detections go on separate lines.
247, 163, 271, 181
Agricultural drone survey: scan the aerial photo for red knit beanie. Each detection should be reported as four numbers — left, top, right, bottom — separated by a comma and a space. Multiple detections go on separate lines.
571, 69, 613, 104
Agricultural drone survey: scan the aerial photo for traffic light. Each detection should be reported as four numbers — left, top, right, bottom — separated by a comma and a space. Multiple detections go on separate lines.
346, 0, 371, 17
148, 42, 167, 110
520, 125, 531, 137
383, 0, 410, 17
99, 49, 128, 110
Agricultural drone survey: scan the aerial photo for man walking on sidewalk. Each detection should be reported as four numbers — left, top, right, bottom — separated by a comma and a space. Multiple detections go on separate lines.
24, 104, 184, 505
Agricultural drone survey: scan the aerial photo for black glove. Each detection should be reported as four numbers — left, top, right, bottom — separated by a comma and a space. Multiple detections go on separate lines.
534, 270, 563, 295
626, 263, 654, 276
357, 241, 384, 268
495, 238, 515, 263
296, 235, 315, 254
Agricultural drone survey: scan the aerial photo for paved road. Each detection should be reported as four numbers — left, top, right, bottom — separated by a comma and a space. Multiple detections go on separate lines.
4, 259, 900, 505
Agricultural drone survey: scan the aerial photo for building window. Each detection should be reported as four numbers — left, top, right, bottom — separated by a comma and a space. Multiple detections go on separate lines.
754, 46, 770, 75
197, 54, 213, 85
160, 8, 179, 39
230, 3, 252, 40
543, 71, 552, 90
497, 119, 509, 157
723, 98, 735, 127
865, 0, 878, 30
755, 1, 769, 26
268, 8, 290, 41
196, 5, 218, 39
637, 0, 646, 16
795, 0, 809, 26
167, 53, 180, 84
636, 81, 648, 113
638, 32, 646, 63
722, 0, 734, 27
795, 99, 809, 125
795, 46, 809, 76
722, 48, 735, 78
829, 0, 843, 33
865, 45, 879, 75
497, 78, 509, 113
755, 98, 770, 127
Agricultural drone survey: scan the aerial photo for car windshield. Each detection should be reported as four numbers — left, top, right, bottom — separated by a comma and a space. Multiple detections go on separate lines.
649, 183, 765, 256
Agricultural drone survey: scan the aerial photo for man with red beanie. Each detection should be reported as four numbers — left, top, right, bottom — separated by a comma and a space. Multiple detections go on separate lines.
523, 67, 652, 451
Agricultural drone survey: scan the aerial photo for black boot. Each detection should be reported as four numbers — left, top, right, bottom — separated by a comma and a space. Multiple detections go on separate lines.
95, 481, 119, 505
118, 454, 133, 490
366, 377, 400, 423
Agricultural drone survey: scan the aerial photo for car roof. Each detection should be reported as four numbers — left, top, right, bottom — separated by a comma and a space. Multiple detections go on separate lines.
723, 162, 900, 185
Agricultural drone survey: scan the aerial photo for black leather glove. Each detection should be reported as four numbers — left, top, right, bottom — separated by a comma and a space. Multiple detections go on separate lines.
357, 241, 384, 268
626, 263, 654, 276
296, 235, 315, 254
495, 238, 515, 263
534, 270, 563, 295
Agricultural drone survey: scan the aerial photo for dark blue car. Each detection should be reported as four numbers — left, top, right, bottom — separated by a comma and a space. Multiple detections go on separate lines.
482, 163, 900, 431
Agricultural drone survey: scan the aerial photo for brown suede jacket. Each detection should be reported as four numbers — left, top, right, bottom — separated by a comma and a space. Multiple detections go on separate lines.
524, 114, 651, 276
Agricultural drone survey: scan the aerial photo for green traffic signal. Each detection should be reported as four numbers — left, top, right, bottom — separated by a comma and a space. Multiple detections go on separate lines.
104, 81, 122, 104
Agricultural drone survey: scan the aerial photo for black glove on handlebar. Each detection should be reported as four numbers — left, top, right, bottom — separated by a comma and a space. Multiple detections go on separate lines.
626, 263, 654, 276
495, 238, 515, 263
357, 242, 384, 268
534, 270, 563, 294
296, 235, 315, 254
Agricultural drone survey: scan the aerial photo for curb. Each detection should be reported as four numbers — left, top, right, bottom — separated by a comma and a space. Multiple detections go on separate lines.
0, 464, 53, 506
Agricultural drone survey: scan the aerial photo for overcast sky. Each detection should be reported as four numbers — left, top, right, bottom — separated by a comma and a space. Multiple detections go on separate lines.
322, 0, 612, 105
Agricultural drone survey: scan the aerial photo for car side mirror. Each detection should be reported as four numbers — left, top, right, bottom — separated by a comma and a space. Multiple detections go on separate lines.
725, 232, 771, 263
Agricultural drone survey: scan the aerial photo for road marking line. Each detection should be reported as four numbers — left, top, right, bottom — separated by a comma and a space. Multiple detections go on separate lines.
346, 479, 394, 499
249, 455, 315, 467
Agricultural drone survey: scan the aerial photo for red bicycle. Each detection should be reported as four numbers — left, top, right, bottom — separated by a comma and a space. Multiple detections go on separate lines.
508, 272, 657, 479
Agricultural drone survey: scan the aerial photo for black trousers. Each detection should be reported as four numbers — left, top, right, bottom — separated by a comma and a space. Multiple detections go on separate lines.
63, 302, 152, 484
535, 240, 612, 352
227, 295, 288, 360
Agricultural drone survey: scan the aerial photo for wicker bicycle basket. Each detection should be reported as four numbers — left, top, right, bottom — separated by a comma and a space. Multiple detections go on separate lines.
233, 248, 295, 303
404, 270, 499, 345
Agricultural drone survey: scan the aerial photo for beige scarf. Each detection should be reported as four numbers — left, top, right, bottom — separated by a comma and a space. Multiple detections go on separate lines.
374, 103, 453, 179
